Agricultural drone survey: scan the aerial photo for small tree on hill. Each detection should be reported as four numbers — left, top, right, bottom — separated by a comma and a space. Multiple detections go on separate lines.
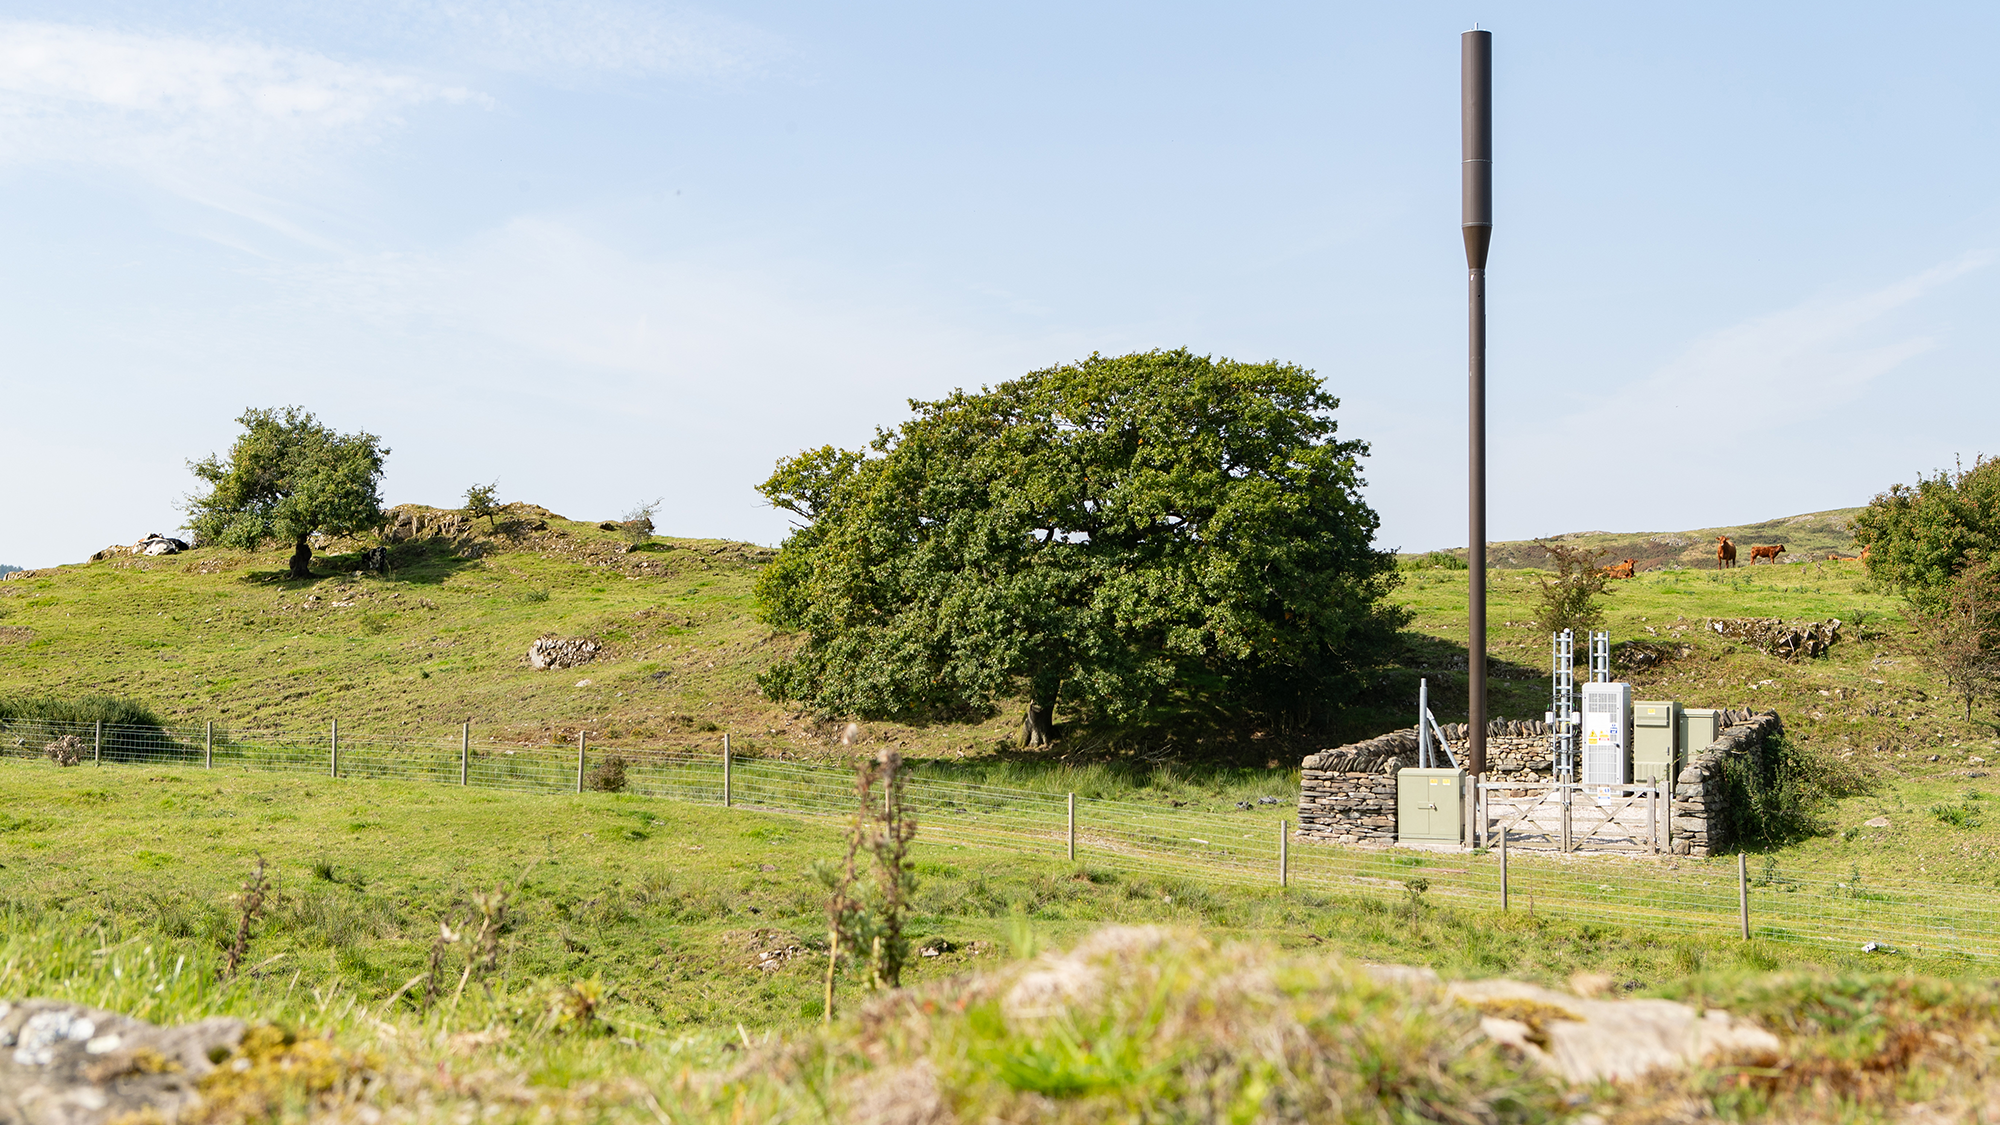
187, 407, 388, 579
1533, 540, 1608, 637
1921, 557, 2000, 722
621, 499, 661, 549
464, 481, 501, 530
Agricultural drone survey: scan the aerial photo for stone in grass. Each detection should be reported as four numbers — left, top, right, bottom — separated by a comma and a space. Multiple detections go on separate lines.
0, 998, 244, 1125
1865, 816, 1891, 828
1449, 978, 1781, 1084
528, 636, 601, 670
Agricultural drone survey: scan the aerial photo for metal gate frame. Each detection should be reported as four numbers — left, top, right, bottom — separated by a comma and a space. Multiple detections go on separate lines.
1475, 780, 1665, 854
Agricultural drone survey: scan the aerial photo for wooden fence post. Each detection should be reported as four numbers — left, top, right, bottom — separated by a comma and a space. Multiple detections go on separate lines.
577, 732, 586, 793
1067, 793, 1076, 862
1500, 828, 1509, 911
1279, 820, 1289, 888
723, 734, 733, 808
94, 720, 102, 765
461, 722, 470, 786
1739, 852, 1751, 940
204, 721, 213, 769
330, 718, 339, 778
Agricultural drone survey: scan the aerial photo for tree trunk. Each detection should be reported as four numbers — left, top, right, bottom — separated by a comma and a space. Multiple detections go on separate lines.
1020, 701, 1053, 747
289, 536, 313, 579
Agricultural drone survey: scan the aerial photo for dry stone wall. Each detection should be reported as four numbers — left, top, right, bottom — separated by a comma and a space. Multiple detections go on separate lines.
1297, 721, 1551, 843
1669, 710, 1782, 857
1302, 709, 1777, 848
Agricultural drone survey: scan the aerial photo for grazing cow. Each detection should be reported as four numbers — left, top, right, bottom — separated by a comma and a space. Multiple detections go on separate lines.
1860, 544, 1872, 562
1716, 536, 1737, 569
1600, 558, 1636, 579
1749, 543, 1786, 564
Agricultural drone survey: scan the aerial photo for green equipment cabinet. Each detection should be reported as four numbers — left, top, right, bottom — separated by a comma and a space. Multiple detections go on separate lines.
1397, 768, 1465, 844
1632, 701, 1681, 785
1679, 708, 1722, 760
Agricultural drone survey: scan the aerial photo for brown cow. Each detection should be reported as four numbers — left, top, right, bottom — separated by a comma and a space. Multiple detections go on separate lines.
1600, 558, 1636, 579
1749, 543, 1786, 563
1860, 543, 1872, 562
1716, 536, 1737, 569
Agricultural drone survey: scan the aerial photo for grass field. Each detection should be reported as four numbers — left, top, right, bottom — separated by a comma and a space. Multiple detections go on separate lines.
10, 761, 2000, 1122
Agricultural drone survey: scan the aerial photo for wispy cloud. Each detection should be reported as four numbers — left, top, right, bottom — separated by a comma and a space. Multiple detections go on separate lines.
418, 1, 781, 80
0, 21, 477, 180
1554, 250, 1992, 443
256, 216, 1068, 409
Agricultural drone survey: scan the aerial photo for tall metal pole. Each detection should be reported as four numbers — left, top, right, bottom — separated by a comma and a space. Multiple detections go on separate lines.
1462, 28, 1493, 779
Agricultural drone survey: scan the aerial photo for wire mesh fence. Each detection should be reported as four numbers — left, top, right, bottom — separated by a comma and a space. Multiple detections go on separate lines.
3, 715, 1994, 960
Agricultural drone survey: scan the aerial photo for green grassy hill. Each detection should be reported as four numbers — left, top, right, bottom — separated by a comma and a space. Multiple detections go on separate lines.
0, 499, 1988, 775
11, 500, 2000, 1122
1407, 507, 1865, 571
0, 504, 804, 747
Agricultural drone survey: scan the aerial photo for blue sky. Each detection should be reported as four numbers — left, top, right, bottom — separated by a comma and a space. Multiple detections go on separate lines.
3, 2, 1997, 569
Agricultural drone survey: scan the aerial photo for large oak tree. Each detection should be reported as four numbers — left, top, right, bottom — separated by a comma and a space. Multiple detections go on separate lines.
754, 349, 1406, 746
186, 407, 389, 579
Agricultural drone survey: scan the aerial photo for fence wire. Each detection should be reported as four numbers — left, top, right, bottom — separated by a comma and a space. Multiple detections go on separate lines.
1, 717, 1991, 959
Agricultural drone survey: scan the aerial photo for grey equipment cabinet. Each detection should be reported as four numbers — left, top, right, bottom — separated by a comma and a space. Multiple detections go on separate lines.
1396, 768, 1465, 844
1632, 700, 1681, 785
1679, 707, 1723, 764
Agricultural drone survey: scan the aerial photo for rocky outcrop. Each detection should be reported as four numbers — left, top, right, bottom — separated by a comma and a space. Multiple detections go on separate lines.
380, 506, 471, 543
0, 999, 244, 1125
527, 636, 601, 670
89, 535, 189, 563
1708, 617, 1841, 659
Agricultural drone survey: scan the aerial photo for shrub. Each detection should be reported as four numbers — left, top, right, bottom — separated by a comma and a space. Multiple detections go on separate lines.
1717, 733, 1864, 850
585, 754, 629, 793
1531, 540, 1608, 636
1917, 559, 2000, 722
1854, 455, 2000, 608
0, 694, 165, 727
821, 748, 918, 1018
620, 500, 661, 549
1398, 551, 1468, 572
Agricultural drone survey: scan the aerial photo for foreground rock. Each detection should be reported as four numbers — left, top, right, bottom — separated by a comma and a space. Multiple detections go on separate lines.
1448, 977, 1781, 1084
0, 999, 243, 1125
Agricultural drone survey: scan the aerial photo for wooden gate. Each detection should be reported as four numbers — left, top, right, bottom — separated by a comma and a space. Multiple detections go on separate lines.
1475, 781, 1666, 854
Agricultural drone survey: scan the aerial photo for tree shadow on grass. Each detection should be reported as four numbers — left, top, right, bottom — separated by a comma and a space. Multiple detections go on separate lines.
231, 539, 484, 589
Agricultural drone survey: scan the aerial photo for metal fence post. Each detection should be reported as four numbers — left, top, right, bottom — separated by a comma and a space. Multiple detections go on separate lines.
94, 720, 102, 765
461, 722, 470, 786
204, 721, 213, 769
330, 718, 339, 778
1066, 792, 1076, 862
1500, 828, 1509, 911
577, 732, 586, 793
723, 734, 733, 808
1739, 852, 1751, 940
1279, 820, 1289, 888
